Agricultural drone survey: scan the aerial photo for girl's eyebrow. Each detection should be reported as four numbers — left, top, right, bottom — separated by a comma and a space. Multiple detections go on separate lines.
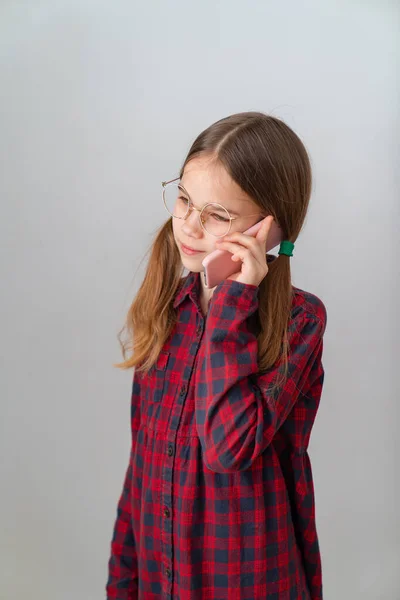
179, 181, 240, 217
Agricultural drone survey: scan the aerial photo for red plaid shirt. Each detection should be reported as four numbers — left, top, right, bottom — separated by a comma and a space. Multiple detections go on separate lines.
106, 266, 327, 600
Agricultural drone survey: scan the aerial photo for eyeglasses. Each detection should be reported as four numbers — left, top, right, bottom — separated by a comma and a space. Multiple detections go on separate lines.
161, 177, 265, 238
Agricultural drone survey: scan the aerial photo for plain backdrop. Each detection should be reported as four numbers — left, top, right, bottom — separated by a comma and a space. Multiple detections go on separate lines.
0, 1, 399, 599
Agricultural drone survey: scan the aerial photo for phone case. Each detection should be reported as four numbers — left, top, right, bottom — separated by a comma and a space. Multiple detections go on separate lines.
201, 220, 283, 288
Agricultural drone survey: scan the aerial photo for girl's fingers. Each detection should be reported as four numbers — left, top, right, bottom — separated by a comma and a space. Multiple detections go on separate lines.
255, 216, 275, 244
220, 232, 259, 251
215, 241, 251, 257
216, 236, 264, 264
216, 234, 270, 286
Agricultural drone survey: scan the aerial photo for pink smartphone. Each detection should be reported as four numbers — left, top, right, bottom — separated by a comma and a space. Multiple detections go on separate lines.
201, 219, 283, 288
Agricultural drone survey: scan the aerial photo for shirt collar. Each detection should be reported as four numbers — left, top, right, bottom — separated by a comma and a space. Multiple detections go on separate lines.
173, 270, 201, 309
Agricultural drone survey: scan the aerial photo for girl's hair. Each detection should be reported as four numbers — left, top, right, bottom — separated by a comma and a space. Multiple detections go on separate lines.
115, 112, 312, 381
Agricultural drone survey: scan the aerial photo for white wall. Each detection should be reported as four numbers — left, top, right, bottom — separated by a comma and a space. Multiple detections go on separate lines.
1, 1, 399, 598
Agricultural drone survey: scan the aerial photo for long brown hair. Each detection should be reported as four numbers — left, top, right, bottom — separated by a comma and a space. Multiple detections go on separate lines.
114, 112, 312, 380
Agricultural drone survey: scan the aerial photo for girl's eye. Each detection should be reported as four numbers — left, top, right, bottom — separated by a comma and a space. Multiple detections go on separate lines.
178, 196, 189, 205
211, 213, 229, 222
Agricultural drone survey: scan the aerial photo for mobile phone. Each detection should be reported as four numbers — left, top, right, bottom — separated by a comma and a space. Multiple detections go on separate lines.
201, 219, 283, 288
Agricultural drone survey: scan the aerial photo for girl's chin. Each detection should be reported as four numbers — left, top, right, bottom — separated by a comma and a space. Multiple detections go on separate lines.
181, 257, 204, 272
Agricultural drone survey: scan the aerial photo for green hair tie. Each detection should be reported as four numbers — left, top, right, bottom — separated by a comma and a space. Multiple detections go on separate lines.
278, 240, 295, 257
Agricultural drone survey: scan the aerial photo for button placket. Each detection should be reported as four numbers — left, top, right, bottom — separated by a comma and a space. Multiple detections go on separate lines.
159, 314, 201, 596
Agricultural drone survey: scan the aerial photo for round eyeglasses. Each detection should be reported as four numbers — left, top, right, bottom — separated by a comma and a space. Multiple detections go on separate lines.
162, 178, 264, 238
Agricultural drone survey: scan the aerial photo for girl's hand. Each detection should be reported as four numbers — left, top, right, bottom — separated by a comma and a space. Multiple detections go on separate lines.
215, 216, 275, 287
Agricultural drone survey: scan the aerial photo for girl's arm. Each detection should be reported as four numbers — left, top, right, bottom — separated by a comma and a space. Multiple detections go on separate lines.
106, 374, 141, 599
195, 280, 327, 473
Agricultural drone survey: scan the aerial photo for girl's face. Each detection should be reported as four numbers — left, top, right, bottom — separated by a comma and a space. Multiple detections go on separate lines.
172, 156, 262, 273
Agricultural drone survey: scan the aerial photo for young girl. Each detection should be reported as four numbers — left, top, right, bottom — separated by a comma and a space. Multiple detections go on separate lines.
106, 112, 327, 600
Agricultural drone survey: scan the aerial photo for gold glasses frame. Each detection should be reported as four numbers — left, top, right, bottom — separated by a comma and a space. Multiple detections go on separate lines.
161, 177, 265, 238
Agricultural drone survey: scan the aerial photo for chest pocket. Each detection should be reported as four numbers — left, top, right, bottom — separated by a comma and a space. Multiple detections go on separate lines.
142, 350, 170, 425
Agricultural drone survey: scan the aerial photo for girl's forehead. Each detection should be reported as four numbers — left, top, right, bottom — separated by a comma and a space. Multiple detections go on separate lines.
182, 159, 254, 208
182, 159, 228, 188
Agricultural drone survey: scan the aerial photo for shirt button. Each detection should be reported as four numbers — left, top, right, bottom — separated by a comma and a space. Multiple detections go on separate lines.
166, 567, 172, 578
167, 445, 174, 457
180, 385, 187, 396
196, 325, 202, 336
163, 507, 170, 518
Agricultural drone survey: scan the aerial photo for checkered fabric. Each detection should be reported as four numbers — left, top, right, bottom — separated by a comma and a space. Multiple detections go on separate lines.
106, 269, 327, 599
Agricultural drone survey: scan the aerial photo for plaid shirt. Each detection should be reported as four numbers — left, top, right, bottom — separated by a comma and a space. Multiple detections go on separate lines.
106, 266, 327, 600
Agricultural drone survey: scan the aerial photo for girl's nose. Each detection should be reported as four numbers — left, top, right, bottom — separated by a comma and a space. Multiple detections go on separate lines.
182, 208, 203, 236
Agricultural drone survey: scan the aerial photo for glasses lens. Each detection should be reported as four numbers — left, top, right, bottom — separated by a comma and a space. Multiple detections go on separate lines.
201, 203, 231, 237
163, 182, 189, 218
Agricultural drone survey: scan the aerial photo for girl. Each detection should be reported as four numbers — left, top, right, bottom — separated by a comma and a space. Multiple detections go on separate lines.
106, 112, 327, 600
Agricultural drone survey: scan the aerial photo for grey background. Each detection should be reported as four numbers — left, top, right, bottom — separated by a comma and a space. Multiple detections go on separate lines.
1, 1, 399, 599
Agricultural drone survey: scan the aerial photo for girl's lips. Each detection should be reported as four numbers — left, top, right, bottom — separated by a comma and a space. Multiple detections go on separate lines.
180, 242, 204, 255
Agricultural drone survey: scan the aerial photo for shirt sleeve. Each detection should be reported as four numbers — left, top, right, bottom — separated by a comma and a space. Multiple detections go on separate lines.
195, 279, 326, 473
106, 372, 141, 599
